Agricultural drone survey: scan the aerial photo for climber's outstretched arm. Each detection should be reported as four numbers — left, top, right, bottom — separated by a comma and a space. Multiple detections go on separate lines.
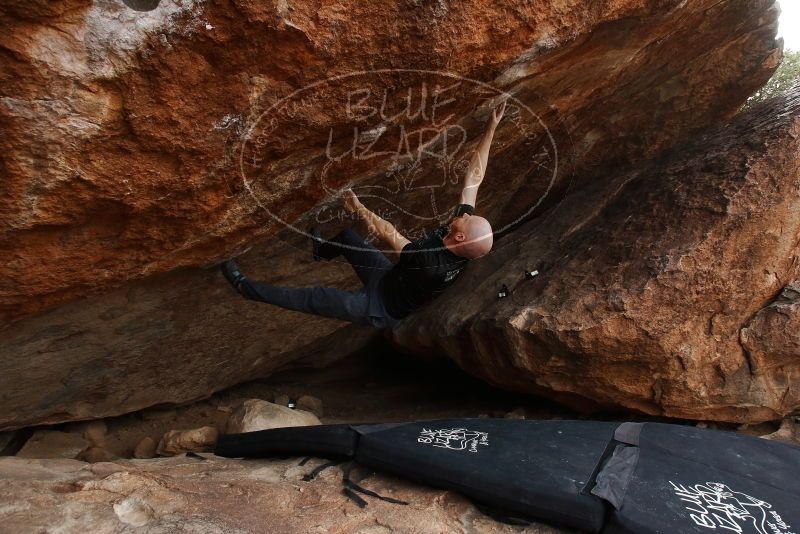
460, 100, 506, 207
343, 189, 410, 259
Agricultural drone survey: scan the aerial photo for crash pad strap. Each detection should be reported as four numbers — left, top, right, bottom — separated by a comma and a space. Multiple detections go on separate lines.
341, 461, 409, 506
302, 458, 344, 481
343, 487, 369, 508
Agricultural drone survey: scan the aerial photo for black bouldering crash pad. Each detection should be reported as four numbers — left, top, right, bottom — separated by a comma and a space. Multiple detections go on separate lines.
215, 419, 800, 534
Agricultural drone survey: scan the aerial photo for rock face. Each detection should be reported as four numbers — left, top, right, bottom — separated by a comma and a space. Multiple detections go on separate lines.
0, 0, 780, 321
0, 455, 567, 533
16, 430, 89, 459
0, 236, 377, 431
392, 87, 800, 423
740, 282, 800, 377
0, 0, 783, 428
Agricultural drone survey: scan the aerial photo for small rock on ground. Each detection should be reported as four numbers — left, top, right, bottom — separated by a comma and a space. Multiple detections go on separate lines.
296, 395, 324, 418
134, 437, 157, 459
225, 399, 320, 434
156, 426, 218, 456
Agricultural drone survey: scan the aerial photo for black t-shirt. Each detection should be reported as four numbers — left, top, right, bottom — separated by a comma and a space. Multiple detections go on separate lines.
379, 204, 475, 319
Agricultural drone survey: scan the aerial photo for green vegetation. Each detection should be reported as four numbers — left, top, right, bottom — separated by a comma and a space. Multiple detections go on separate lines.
747, 49, 800, 105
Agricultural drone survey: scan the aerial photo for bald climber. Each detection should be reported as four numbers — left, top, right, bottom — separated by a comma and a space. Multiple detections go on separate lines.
220, 101, 505, 329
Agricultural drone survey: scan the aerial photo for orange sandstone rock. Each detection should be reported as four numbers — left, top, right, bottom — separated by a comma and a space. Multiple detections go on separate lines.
391, 87, 800, 423
0, 0, 783, 428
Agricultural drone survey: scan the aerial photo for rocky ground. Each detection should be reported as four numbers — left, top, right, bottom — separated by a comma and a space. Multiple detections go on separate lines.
0, 345, 580, 533
0, 455, 574, 533
0, 343, 797, 533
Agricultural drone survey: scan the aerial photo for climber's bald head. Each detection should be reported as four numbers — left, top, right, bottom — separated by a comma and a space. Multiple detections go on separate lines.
444, 212, 493, 259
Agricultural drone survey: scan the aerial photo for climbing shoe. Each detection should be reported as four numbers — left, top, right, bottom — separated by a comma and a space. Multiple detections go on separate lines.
221, 260, 246, 294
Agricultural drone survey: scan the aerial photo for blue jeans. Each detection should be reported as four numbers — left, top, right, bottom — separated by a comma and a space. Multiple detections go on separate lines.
239, 228, 401, 329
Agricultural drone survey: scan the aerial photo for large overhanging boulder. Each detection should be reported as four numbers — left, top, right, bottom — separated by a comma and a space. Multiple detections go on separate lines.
0, 238, 377, 431
1, 0, 781, 321
391, 86, 800, 424
0, 0, 783, 429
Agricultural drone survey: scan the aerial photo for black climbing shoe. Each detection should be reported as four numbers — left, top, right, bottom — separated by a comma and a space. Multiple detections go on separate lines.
309, 226, 326, 262
221, 260, 246, 294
